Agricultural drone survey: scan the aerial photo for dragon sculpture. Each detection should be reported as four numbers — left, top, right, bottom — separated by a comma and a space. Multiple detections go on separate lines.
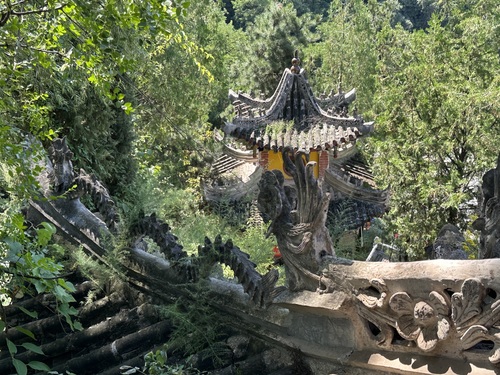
45, 137, 117, 237
257, 147, 336, 292
33, 138, 278, 307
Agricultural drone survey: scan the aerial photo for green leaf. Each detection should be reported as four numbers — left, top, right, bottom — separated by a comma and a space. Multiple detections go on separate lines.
21, 342, 45, 355
0, 320, 5, 332
36, 222, 56, 246
3, 239, 23, 260
15, 326, 36, 340
33, 280, 47, 294
12, 358, 27, 375
122, 102, 135, 115
27, 361, 51, 371
53, 285, 76, 303
58, 279, 76, 293
6, 338, 17, 355
88, 74, 98, 84
18, 306, 38, 319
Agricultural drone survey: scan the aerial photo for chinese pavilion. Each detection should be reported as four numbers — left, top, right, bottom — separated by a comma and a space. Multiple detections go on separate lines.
205, 54, 388, 227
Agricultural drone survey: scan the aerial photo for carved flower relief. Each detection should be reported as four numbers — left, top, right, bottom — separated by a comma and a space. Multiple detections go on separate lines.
389, 291, 451, 352
356, 279, 388, 308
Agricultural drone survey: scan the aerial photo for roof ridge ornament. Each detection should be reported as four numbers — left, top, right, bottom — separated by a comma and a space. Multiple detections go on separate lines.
290, 49, 301, 74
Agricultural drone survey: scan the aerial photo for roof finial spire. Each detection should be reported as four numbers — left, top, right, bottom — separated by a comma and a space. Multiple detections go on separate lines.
290, 50, 301, 74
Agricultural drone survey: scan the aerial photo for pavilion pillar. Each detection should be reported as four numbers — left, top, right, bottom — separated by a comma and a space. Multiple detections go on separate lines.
259, 150, 269, 170
318, 150, 329, 179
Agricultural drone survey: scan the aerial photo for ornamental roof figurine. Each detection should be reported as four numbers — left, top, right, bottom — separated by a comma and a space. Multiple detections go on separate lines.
290, 54, 301, 74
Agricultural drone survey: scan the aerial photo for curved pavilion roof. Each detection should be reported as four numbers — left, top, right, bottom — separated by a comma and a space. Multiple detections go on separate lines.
224, 64, 374, 151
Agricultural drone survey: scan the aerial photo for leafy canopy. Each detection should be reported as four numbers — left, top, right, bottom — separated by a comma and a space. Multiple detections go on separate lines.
369, 5, 499, 257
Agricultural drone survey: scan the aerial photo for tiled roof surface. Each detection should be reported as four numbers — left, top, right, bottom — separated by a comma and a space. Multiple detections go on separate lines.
228, 122, 366, 152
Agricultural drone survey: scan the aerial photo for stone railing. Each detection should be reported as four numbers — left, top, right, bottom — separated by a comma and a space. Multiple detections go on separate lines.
30, 139, 500, 374
255, 148, 500, 374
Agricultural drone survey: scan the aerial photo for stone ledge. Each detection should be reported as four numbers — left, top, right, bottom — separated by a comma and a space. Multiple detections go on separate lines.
347, 350, 497, 375
273, 290, 350, 317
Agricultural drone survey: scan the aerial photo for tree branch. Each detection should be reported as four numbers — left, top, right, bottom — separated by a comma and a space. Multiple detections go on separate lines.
20, 43, 67, 57
11, 4, 66, 16
0, 0, 11, 28
11, 1, 28, 6
2, 268, 75, 281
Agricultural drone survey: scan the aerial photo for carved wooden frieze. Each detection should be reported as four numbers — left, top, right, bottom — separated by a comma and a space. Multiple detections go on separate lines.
356, 277, 500, 363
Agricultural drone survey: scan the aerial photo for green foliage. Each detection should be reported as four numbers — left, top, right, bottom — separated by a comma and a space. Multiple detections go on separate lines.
72, 246, 119, 291
462, 226, 480, 260
0, 128, 45, 202
48, 75, 137, 197
393, 0, 438, 30
132, 0, 235, 189
327, 200, 396, 260
369, 6, 499, 257
231, 2, 317, 96
126, 168, 276, 272
0, 0, 213, 199
232, 0, 271, 29
327, 200, 368, 260
231, 0, 329, 29
0, 0, 190, 130
290, 0, 331, 17
120, 350, 208, 374
0, 215, 81, 374
143, 349, 207, 375
232, 224, 277, 274
160, 296, 231, 367
305, 0, 398, 115
263, 120, 294, 140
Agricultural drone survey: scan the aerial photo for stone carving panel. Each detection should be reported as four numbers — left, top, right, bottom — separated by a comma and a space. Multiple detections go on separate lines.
356, 277, 500, 363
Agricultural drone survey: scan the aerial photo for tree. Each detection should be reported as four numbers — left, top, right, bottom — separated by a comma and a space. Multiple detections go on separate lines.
393, 0, 439, 30
369, 4, 500, 258
0, 1, 195, 195
304, 0, 398, 115
231, 0, 271, 29
290, 0, 331, 17
131, 0, 240, 189
231, 1, 316, 96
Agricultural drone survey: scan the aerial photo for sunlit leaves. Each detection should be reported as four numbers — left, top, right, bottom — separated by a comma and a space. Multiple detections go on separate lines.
232, 2, 316, 95
305, 0, 397, 114
0, 214, 82, 373
369, 6, 499, 257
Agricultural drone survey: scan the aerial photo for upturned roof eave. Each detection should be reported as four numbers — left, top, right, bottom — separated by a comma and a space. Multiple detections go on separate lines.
324, 169, 390, 206
228, 68, 292, 111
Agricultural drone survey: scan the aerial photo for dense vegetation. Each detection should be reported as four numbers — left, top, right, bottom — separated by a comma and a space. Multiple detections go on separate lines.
0, 0, 498, 372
